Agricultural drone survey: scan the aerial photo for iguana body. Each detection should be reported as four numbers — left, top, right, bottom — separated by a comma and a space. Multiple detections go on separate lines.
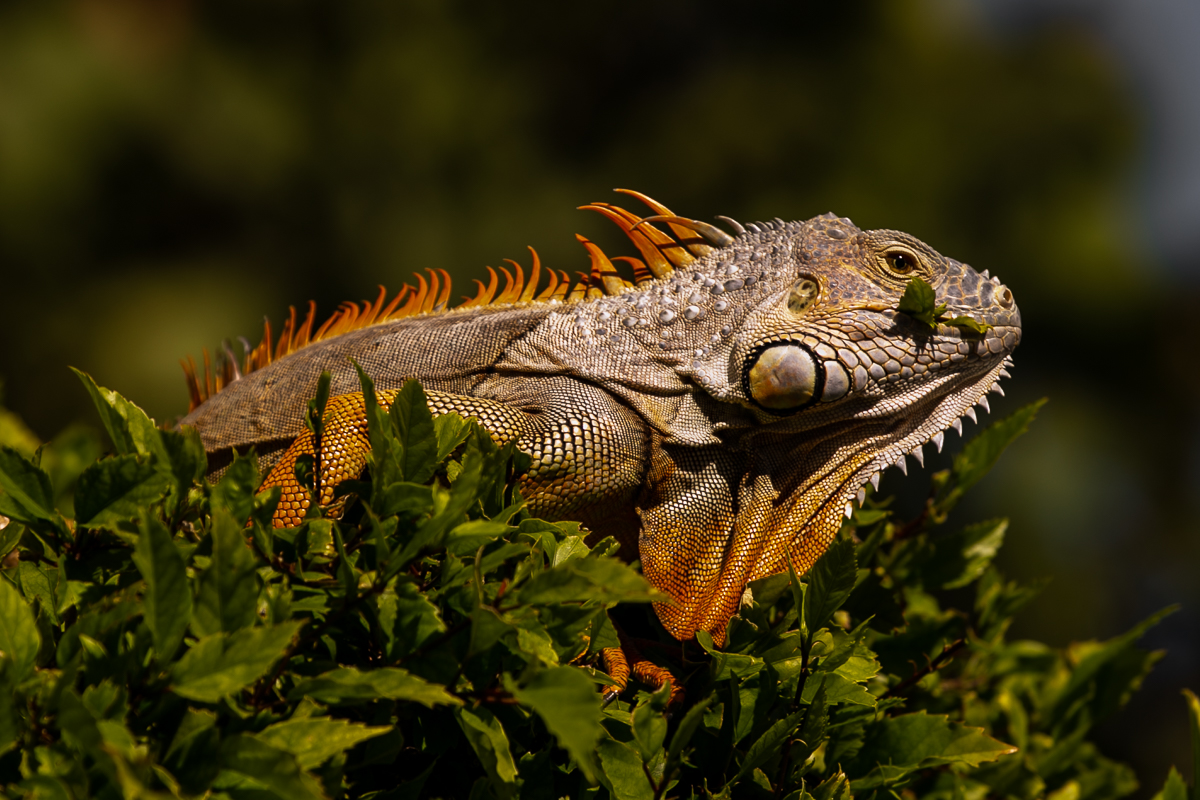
180, 191, 1021, 647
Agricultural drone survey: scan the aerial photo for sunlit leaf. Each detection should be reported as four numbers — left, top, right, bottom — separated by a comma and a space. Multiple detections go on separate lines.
938, 399, 1046, 514
256, 717, 391, 769
804, 536, 857, 634
515, 556, 660, 606
597, 735, 655, 800
132, 515, 192, 661
74, 454, 169, 529
390, 379, 439, 484
0, 574, 39, 680
897, 277, 942, 328
71, 369, 168, 462
732, 709, 805, 787
191, 507, 259, 637
289, 666, 460, 707
850, 711, 1016, 790
219, 734, 325, 800
0, 446, 62, 532
454, 705, 519, 800
505, 666, 602, 781
171, 621, 303, 702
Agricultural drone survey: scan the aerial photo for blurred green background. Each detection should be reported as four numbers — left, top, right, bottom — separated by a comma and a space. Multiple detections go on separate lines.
1, 0, 1196, 793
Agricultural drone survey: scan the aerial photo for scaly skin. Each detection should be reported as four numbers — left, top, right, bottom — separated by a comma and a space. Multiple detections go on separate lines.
180, 195, 1021, 650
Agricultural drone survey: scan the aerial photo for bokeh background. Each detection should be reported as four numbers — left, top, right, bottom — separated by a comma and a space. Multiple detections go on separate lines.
1, 0, 1197, 793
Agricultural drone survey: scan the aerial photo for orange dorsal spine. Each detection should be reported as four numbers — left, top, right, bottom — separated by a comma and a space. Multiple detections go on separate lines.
183, 191, 735, 411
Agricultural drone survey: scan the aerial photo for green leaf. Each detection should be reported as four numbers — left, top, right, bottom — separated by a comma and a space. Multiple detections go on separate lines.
433, 412, 472, 463
445, 519, 514, 554
159, 426, 207, 500
255, 718, 391, 769
597, 735, 656, 800
631, 682, 671, 762
794, 681, 829, 764
732, 709, 805, 787
210, 451, 261, 525
850, 711, 1016, 790
897, 277, 941, 327
17, 560, 56, 624
132, 515, 192, 661
191, 507, 260, 637
454, 705, 519, 800
0, 518, 22, 561
375, 579, 447, 660
1183, 688, 1200, 800
373, 481, 435, 519
219, 733, 325, 800
56, 688, 105, 758
939, 399, 1046, 513
1047, 605, 1178, 732
799, 673, 875, 707
505, 666, 602, 781
469, 605, 516, 656
0, 575, 39, 680
0, 406, 39, 457
71, 368, 168, 461
74, 454, 170, 529
0, 662, 19, 754
664, 694, 715, 783
355, 363, 403, 499
289, 666, 461, 707
390, 379, 440, 484
812, 771, 851, 800
516, 556, 660, 606
1151, 767, 1188, 800
804, 536, 857, 634
941, 315, 992, 334
304, 371, 333, 441
164, 709, 220, 793
921, 519, 1008, 590
0, 445, 61, 530
171, 621, 303, 703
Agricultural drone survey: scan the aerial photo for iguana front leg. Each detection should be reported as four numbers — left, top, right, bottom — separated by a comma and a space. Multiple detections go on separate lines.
262, 377, 651, 551
262, 389, 529, 527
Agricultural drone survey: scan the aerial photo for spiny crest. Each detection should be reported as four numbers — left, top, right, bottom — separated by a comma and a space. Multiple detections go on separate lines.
183, 189, 739, 411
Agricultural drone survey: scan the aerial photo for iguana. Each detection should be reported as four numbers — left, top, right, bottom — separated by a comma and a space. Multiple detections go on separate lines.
179, 190, 1020, 694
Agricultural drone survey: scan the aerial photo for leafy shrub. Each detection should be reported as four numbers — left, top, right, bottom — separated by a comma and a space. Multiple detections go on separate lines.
0, 372, 1195, 800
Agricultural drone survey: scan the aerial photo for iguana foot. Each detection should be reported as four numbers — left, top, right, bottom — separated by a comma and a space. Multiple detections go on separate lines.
600, 631, 684, 707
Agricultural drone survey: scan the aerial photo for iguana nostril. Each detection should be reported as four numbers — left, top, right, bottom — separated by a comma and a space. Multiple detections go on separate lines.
997, 286, 1014, 308
748, 344, 820, 410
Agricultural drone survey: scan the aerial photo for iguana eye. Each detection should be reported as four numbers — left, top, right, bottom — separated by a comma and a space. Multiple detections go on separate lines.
787, 277, 820, 315
884, 249, 919, 275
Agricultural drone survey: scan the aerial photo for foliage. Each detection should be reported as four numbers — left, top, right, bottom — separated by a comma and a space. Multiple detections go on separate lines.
897, 277, 992, 334
0, 375, 1194, 800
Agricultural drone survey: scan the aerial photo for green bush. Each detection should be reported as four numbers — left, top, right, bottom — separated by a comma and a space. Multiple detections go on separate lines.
0, 372, 1195, 800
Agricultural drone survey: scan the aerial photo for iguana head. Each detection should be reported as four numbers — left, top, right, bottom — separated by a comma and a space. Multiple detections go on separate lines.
693, 213, 1021, 493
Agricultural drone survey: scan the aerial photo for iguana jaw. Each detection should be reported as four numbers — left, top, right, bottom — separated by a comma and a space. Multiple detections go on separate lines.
841, 352, 1014, 511
735, 334, 1011, 476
